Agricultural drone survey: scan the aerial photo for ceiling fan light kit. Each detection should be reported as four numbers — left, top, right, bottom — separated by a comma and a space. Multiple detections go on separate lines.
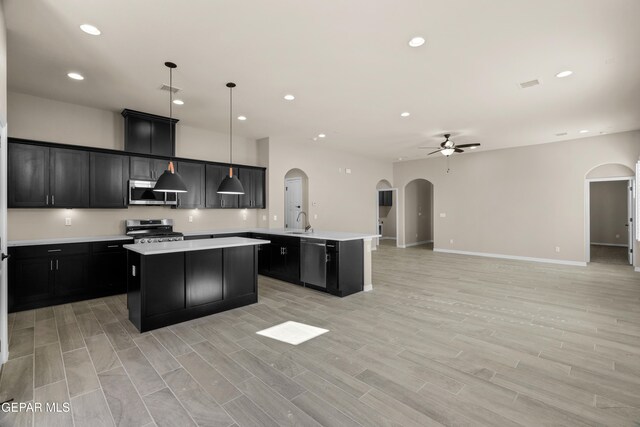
419, 133, 481, 157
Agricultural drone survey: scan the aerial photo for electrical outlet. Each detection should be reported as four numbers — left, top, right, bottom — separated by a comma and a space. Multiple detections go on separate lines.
273, 215, 278, 221
312, 201, 317, 207
450, 239, 454, 244
65, 218, 71, 226
440, 213, 446, 218
555, 246, 560, 253
314, 214, 318, 220
188, 216, 193, 223
346, 168, 352, 174
262, 215, 267, 221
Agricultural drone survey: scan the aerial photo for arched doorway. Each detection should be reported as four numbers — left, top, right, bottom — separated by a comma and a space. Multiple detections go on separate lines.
376, 179, 397, 247
284, 168, 309, 230
585, 163, 635, 266
403, 179, 434, 249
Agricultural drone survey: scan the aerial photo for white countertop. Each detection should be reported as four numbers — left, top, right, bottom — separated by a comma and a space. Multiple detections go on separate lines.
183, 228, 380, 242
124, 237, 270, 255
8, 235, 132, 247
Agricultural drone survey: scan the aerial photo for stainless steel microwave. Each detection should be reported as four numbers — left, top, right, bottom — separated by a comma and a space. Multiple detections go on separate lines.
128, 180, 178, 206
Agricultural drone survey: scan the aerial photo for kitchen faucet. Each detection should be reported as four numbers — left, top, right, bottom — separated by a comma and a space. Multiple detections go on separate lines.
296, 211, 312, 232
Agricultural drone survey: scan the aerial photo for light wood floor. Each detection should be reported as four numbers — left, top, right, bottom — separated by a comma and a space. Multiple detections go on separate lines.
1, 244, 640, 426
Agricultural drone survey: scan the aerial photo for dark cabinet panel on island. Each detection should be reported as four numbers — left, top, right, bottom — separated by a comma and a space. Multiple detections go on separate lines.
176, 161, 205, 209
144, 252, 186, 317
224, 246, 257, 299
186, 249, 223, 307
206, 164, 238, 208
90, 152, 129, 208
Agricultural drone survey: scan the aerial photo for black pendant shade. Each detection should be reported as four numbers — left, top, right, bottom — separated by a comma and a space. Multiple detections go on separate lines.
154, 162, 188, 193
154, 61, 188, 194
217, 82, 245, 195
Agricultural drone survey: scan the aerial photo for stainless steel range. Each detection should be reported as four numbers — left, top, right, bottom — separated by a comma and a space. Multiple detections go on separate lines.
125, 219, 184, 244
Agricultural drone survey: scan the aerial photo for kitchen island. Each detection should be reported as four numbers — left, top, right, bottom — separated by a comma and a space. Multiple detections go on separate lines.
124, 237, 269, 332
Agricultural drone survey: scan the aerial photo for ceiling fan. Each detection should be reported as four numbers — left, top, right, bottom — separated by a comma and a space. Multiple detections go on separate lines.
419, 134, 481, 156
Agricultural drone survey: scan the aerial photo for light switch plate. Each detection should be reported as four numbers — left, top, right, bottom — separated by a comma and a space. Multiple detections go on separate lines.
346, 168, 352, 174
440, 213, 446, 218
273, 215, 278, 221
188, 216, 193, 223
65, 218, 71, 226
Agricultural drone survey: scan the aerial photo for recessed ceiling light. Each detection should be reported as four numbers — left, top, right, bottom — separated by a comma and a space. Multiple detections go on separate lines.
80, 24, 101, 36
318, 133, 326, 138
408, 36, 425, 48
67, 72, 84, 80
172, 99, 184, 105
400, 112, 410, 117
283, 94, 295, 101
312, 137, 318, 141
556, 70, 573, 78
398, 157, 403, 160
579, 129, 589, 133
237, 115, 247, 121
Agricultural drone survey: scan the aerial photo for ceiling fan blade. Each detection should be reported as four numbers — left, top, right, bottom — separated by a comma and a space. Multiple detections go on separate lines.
418, 146, 440, 149
454, 148, 464, 153
427, 149, 442, 155
455, 143, 480, 148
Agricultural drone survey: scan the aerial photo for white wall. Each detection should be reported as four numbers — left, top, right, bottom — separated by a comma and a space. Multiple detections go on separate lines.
263, 137, 393, 234
7, 92, 261, 240
394, 131, 640, 264
590, 181, 629, 246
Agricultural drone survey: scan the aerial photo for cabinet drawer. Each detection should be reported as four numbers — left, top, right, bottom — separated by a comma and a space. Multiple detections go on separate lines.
91, 240, 130, 253
11, 243, 90, 259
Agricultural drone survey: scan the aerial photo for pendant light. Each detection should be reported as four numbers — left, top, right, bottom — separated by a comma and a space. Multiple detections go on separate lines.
217, 82, 245, 194
154, 61, 188, 193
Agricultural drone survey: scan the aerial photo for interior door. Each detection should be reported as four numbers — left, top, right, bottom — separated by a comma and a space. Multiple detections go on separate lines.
285, 177, 303, 229
1, 123, 8, 363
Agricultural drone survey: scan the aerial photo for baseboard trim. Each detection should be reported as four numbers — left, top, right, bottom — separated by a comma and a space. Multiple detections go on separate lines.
433, 248, 587, 267
404, 240, 433, 248
591, 242, 628, 247
363, 284, 373, 292
380, 237, 396, 241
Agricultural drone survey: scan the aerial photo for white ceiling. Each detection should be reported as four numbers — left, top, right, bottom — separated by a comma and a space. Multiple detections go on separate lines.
5, 0, 640, 160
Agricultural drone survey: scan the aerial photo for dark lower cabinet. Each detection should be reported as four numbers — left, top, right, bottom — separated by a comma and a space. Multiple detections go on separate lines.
8, 240, 129, 312
186, 249, 223, 307
90, 152, 129, 208
263, 236, 301, 284
325, 239, 364, 297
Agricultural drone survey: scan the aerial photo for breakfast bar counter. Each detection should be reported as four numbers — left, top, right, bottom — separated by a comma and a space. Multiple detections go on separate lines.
125, 237, 269, 332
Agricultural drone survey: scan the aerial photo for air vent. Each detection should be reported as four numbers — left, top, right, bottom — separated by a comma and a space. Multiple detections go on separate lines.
160, 84, 181, 94
555, 132, 568, 136
519, 79, 541, 89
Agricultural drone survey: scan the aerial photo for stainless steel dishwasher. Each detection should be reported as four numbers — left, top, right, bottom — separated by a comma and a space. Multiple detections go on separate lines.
300, 239, 327, 288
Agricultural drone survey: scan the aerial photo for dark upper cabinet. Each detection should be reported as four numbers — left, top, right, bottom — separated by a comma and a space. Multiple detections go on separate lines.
130, 156, 169, 181
8, 143, 49, 207
379, 190, 392, 206
238, 167, 265, 209
176, 161, 205, 209
90, 152, 129, 208
205, 164, 238, 208
50, 147, 90, 208
122, 109, 177, 157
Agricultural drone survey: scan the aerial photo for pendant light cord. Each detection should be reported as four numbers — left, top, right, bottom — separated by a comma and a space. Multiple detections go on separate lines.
229, 85, 233, 168
170, 66, 173, 158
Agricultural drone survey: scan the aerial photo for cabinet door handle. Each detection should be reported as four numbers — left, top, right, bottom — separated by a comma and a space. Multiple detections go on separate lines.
50, 260, 53, 271
46, 195, 49, 205
47, 249, 62, 252
52, 195, 55, 205
56, 259, 59, 270
107, 245, 119, 248
132, 265, 136, 277
326, 254, 330, 263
